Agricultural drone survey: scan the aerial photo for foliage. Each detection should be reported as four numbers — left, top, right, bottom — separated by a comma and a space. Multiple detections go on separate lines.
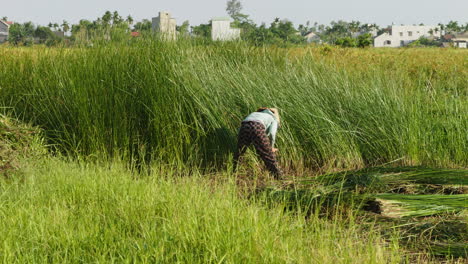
133, 19, 152, 32
269, 18, 304, 44
408, 36, 442, 47
61, 20, 70, 33
319, 20, 352, 43
334, 33, 372, 48
176, 20, 190, 36
0, 158, 405, 263
226, 0, 242, 18
34, 26, 56, 43
238, 18, 305, 46
445, 20, 463, 34
8, 22, 64, 46
226, 0, 250, 23
191, 22, 212, 38
0, 43, 466, 171
8, 22, 35, 45
70, 10, 132, 44
222, 1, 303, 45
357, 33, 373, 48
4, 7, 468, 47
335, 37, 357, 47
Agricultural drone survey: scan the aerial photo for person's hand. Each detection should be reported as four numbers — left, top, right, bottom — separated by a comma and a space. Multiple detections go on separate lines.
272, 148, 278, 153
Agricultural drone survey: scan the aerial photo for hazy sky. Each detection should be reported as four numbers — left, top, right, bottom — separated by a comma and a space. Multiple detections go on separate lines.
3, 0, 467, 27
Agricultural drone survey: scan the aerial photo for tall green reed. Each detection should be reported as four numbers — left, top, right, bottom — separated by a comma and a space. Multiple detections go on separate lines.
0, 41, 466, 171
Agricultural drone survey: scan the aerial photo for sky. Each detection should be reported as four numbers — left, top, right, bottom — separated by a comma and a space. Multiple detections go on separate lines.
3, 0, 467, 27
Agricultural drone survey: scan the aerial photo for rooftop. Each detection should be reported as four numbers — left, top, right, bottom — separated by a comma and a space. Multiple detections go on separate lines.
0, 20, 12, 27
453, 32, 468, 39
212, 17, 231, 21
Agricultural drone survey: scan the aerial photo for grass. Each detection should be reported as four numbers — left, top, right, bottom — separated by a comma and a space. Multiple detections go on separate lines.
314, 166, 468, 193
0, 113, 46, 177
0, 112, 466, 262
375, 194, 467, 217
377, 168, 468, 185
0, 158, 404, 263
0, 42, 466, 171
0, 41, 466, 262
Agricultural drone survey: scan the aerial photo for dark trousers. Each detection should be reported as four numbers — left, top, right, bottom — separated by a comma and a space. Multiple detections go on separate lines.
233, 121, 282, 178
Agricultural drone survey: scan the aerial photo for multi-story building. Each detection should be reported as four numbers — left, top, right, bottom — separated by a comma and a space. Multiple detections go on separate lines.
374, 25, 441, 47
152, 11, 177, 40
0, 20, 11, 43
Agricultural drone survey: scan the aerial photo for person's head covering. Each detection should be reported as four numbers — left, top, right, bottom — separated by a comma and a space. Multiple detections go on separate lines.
257, 107, 280, 126
269, 108, 280, 126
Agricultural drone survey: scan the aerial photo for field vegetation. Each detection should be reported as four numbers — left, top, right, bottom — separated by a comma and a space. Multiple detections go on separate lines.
0, 42, 466, 170
0, 41, 466, 263
0, 157, 409, 263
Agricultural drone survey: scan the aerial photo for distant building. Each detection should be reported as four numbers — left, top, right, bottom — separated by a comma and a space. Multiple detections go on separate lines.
53, 31, 65, 38
0, 20, 11, 43
441, 42, 451, 48
374, 25, 441, 47
304, 32, 320, 43
442, 34, 455, 42
352, 29, 378, 38
452, 32, 468, 48
369, 28, 378, 38
152, 11, 176, 40
211, 18, 240, 41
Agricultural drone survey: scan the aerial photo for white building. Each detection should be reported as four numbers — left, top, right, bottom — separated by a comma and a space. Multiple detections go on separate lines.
211, 18, 240, 41
305, 32, 320, 43
453, 32, 468, 48
152, 11, 177, 40
0, 20, 10, 43
374, 25, 441, 47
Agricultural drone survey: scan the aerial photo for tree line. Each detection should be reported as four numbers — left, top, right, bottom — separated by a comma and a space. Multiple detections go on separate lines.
2, 0, 468, 47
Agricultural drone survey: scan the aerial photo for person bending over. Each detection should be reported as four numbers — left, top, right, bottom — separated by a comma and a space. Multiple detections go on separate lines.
234, 107, 282, 179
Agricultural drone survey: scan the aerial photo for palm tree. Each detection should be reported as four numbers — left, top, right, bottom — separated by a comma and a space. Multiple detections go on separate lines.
112, 11, 122, 26
445, 21, 460, 34
101, 11, 112, 40
126, 15, 134, 26
349, 21, 361, 34
438, 23, 445, 35
61, 20, 70, 34
102, 11, 112, 26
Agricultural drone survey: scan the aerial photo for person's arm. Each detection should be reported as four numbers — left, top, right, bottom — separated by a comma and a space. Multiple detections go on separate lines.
269, 120, 278, 148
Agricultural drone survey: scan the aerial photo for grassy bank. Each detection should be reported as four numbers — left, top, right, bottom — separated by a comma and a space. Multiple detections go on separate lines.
0, 158, 404, 263
0, 42, 466, 171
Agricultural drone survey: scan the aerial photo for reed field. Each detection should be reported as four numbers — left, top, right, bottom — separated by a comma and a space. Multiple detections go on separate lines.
0, 41, 467, 263
0, 41, 466, 170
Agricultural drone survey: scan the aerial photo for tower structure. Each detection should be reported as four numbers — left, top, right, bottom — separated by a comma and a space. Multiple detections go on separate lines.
152, 11, 177, 40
